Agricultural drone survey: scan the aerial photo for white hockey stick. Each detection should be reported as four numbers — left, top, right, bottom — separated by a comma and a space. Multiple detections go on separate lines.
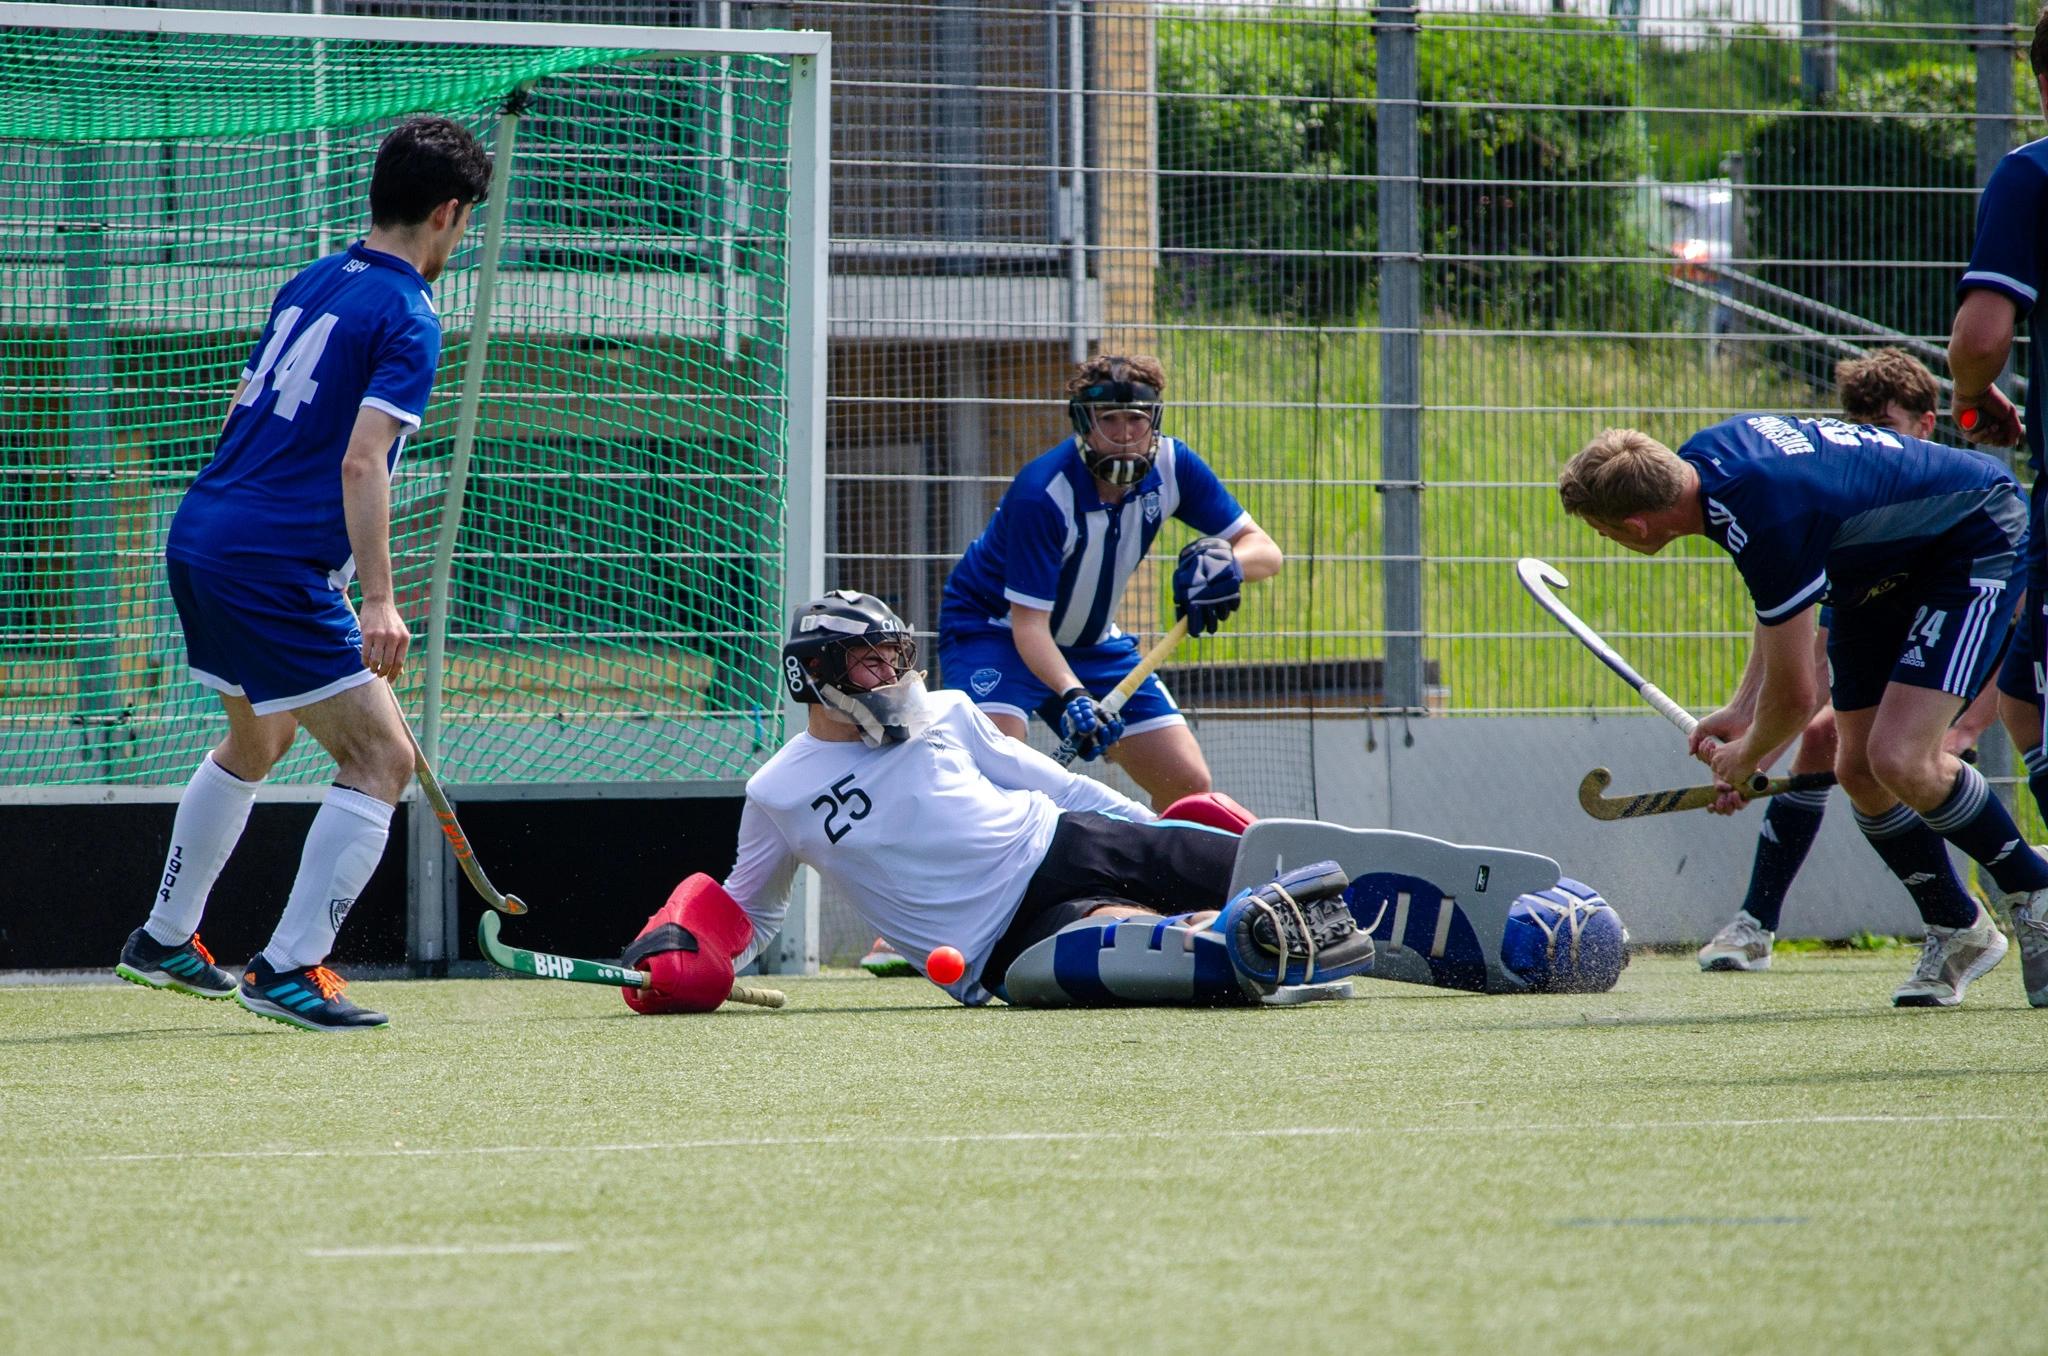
1516, 557, 1767, 794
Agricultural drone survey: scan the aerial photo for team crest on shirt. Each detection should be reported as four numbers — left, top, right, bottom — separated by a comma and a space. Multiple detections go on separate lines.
1142, 492, 1162, 524
969, 667, 1003, 696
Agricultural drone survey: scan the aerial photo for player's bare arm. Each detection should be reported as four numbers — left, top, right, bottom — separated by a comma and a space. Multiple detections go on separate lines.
1007, 602, 1085, 698
1706, 609, 1819, 791
1225, 522, 1283, 583
340, 405, 410, 680
1948, 288, 2024, 446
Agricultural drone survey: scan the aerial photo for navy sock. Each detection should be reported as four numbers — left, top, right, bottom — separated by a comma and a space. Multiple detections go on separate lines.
2024, 744, 2048, 827
1921, 761, 2048, 895
1739, 788, 1828, 931
1855, 803, 1981, 929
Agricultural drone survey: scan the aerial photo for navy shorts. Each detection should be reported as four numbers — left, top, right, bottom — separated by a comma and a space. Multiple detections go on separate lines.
936, 622, 1185, 736
1826, 566, 2018, 713
1997, 475, 2047, 704
166, 556, 376, 715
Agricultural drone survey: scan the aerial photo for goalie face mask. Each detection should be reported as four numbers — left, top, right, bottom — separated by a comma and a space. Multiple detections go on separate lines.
817, 670, 936, 748
1069, 378, 1164, 487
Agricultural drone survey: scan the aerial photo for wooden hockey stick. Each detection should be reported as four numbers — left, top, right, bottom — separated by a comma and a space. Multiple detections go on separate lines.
1578, 767, 1837, 821
391, 696, 528, 915
1579, 749, 1974, 821
1516, 557, 1769, 795
1053, 617, 1191, 768
478, 913, 786, 1009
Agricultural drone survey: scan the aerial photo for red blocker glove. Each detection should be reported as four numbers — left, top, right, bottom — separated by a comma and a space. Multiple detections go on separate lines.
621, 873, 756, 1014
1160, 791, 1256, 834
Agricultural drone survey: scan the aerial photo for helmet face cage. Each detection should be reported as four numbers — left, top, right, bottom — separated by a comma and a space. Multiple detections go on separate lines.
782, 591, 918, 704
1070, 378, 1164, 487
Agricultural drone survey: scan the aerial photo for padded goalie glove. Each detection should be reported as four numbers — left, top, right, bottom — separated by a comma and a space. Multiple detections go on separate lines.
621, 873, 757, 1014
1172, 536, 1243, 637
1058, 686, 1124, 761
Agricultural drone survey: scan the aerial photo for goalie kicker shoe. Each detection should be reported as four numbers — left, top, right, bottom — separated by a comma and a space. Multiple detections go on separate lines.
1892, 905, 2008, 1008
237, 956, 388, 1032
1697, 911, 1774, 972
114, 927, 237, 1000
1219, 860, 1374, 993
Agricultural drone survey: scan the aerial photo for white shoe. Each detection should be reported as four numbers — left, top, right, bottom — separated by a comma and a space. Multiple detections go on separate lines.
2010, 894, 2048, 1009
1698, 911, 1774, 972
1893, 907, 2008, 1008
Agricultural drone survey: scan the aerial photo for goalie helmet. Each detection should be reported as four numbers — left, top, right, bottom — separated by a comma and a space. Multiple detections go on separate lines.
1068, 357, 1166, 487
781, 590, 932, 747
1501, 877, 1628, 994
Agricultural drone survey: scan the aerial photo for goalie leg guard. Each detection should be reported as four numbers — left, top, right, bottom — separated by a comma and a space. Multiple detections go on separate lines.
621, 873, 755, 1014
999, 913, 1255, 1007
998, 860, 1375, 1007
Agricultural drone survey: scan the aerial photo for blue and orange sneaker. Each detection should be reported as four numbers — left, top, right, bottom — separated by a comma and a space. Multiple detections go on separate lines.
236, 956, 388, 1033
114, 927, 236, 1000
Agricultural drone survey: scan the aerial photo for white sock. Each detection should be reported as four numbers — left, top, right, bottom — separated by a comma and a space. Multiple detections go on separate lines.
143, 755, 260, 946
261, 786, 393, 971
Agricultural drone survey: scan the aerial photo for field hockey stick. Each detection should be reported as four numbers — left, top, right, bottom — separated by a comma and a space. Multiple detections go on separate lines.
1053, 617, 1191, 768
1578, 768, 1837, 820
1515, 557, 1770, 795
387, 685, 527, 915
1579, 748, 1974, 821
478, 913, 787, 1009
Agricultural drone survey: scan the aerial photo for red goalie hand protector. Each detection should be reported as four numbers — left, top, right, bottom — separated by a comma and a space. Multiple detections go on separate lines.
1159, 791, 1256, 835
621, 873, 756, 1014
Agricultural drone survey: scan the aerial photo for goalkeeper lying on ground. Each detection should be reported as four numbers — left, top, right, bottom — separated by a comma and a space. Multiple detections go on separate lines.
623, 590, 1621, 1012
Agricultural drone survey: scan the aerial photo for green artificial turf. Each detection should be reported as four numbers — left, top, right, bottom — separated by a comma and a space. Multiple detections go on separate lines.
3, 956, 2044, 1355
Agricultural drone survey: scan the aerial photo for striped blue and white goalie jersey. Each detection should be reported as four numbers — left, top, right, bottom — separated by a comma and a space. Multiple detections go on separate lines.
722, 691, 1153, 1003
168, 241, 442, 587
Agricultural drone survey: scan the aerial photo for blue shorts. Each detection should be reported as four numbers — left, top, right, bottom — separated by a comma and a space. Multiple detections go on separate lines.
1997, 475, 2046, 704
936, 623, 1186, 736
1826, 565, 2018, 713
166, 556, 375, 715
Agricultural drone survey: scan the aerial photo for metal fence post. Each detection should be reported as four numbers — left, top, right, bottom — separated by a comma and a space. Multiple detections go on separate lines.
1975, 0, 2019, 807
1376, 1, 1423, 714
63, 145, 121, 774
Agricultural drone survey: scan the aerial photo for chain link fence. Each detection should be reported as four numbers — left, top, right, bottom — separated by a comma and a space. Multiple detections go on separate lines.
9, 0, 2038, 952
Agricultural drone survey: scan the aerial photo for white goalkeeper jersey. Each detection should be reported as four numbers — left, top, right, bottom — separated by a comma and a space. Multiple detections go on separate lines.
724, 689, 1153, 1002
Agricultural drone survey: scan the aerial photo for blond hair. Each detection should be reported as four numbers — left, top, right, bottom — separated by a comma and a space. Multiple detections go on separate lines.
1558, 429, 1687, 523
1835, 347, 1939, 423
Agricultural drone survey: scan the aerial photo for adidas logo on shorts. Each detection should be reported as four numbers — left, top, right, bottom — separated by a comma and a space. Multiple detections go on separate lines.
1901, 646, 1926, 669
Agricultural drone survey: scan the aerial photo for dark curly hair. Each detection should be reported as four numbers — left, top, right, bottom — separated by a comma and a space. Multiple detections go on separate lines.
370, 115, 492, 228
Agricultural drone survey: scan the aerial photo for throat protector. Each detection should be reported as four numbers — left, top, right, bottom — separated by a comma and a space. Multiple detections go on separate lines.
818, 671, 936, 748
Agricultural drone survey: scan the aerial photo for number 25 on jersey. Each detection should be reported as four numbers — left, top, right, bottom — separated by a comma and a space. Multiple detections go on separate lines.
236, 305, 338, 422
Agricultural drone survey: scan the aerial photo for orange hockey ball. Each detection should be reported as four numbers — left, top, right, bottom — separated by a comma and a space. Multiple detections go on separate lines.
926, 945, 966, 985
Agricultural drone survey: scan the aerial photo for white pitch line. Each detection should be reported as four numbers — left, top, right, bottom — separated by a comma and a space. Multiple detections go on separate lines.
15, 1112, 2036, 1168
308, 1243, 581, 1259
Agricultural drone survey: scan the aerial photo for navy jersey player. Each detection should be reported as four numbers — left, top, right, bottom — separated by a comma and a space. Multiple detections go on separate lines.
938, 355, 1283, 810
1948, 3, 2048, 1006
1695, 351, 2000, 973
112, 116, 491, 1032
1560, 416, 2048, 1008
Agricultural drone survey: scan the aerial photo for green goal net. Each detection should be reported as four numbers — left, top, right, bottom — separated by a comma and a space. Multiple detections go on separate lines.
0, 9, 825, 789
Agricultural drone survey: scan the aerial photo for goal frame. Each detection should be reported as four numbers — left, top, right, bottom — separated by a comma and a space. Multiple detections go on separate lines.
1, 3, 830, 969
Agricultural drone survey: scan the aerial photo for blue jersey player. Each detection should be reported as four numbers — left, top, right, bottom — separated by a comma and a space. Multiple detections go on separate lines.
1948, 3, 2048, 1007
938, 355, 1282, 810
112, 116, 491, 1032
1560, 416, 2048, 1008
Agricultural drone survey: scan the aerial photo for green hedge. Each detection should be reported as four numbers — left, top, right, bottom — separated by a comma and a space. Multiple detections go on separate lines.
1157, 14, 1652, 325
1747, 61, 1991, 344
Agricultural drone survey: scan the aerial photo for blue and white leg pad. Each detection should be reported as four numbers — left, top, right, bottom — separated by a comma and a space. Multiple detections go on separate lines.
1226, 820, 1563, 994
999, 915, 1251, 1007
